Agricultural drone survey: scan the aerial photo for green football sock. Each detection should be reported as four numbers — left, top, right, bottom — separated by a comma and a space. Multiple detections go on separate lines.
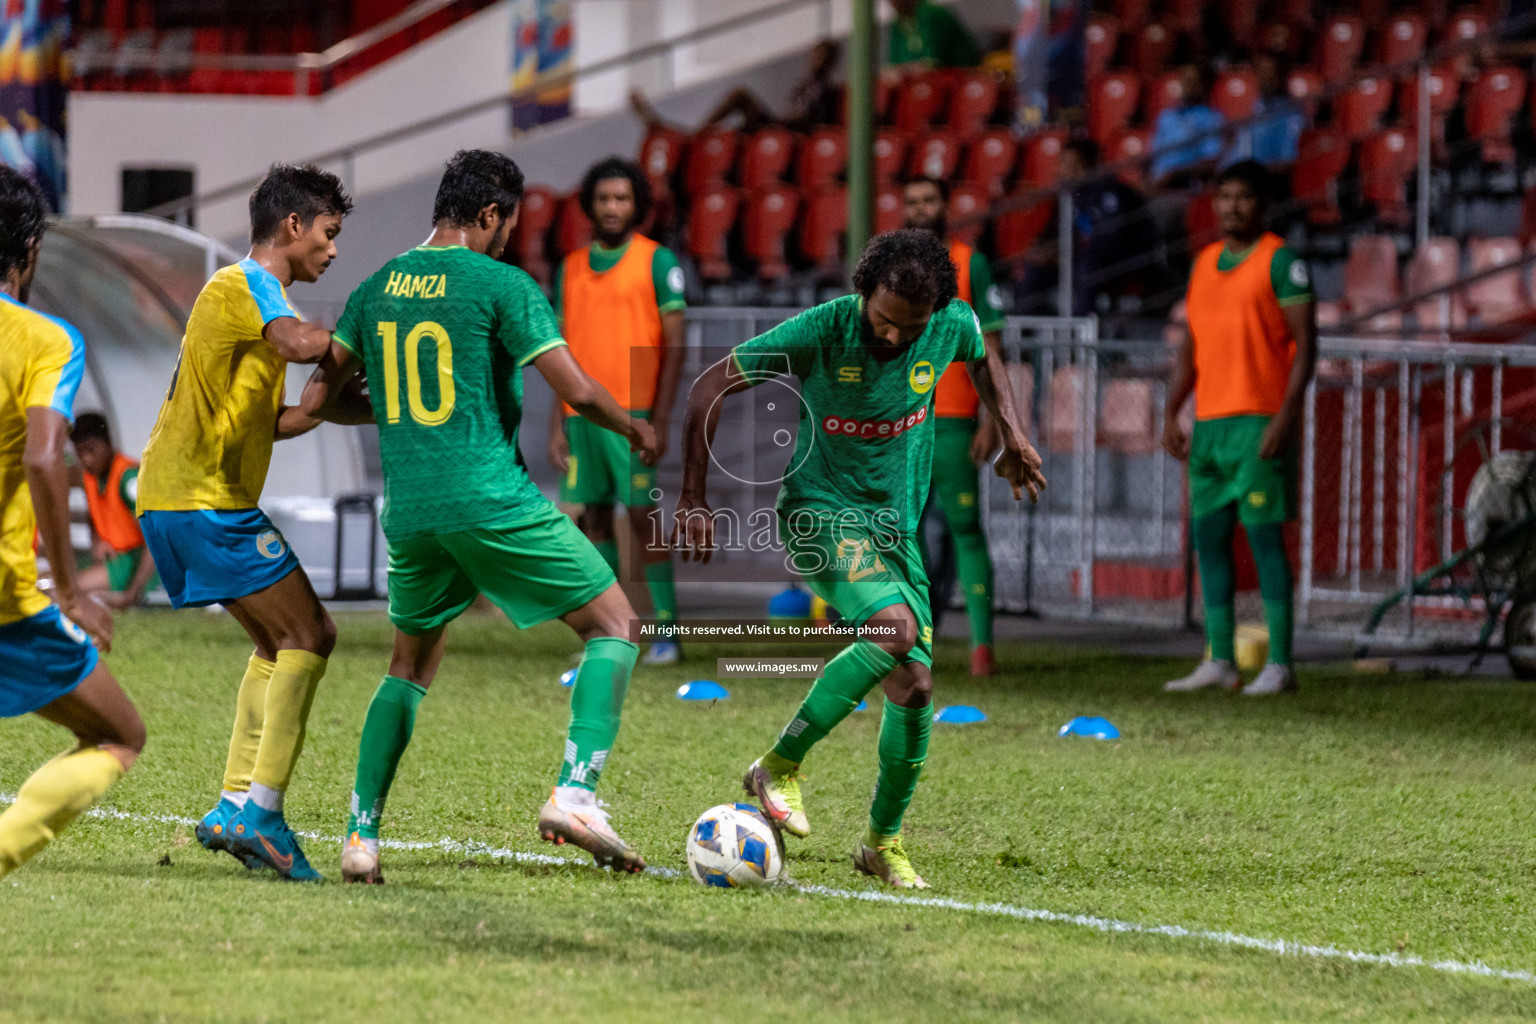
868, 699, 931, 839
1248, 521, 1295, 667
644, 559, 678, 641
952, 525, 995, 646
347, 675, 427, 839
594, 538, 620, 577
1194, 506, 1238, 662
557, 637, 638, 791
770, 641, 895, 765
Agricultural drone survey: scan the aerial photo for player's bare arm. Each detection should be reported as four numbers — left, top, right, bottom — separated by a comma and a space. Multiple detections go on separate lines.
968, 328, 1003, 464
1162, 323, 1196, 461
264, 317, 333, 364
1260, 300, 1319, 459
26, 406, 112, 650
547, 386, 570, 473
296, 342, 375, 428
649, 308, 687, 461
673, 355, 758, 562
533, 345, 658, 463
967, 331, 1045, 503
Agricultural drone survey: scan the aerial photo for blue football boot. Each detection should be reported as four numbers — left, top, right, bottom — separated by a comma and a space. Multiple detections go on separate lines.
226, 804, 323, 882
195, 797, 264, 870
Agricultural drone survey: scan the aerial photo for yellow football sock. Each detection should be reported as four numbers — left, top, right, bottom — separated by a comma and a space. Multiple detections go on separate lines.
0, 746, 125, 879
221, 654, 275, 793
251, 650, 327, 794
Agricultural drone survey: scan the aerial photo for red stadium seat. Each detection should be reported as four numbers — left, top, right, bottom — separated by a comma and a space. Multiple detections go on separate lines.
798, 188, 848, 269
1101, 379, 1157, 455
1219, 0, 1259, 47
1165, 0, 1205, 32
875, 186, 905, 234
1018, 127, 1069, 186
796, 128, 847, 191
512, 186, 556, 285
1184, 190, 1218, 247
1335, 75, 1393, 138
1318, 16, 1366, 85
1128, 21, 1177, 76
1088, 71, 1141, 146
1277, 0, 1317, 29
1112, 0, 1153, 29
1344, 235, 1401, 316
1405, 237, 1463, 328
639, 127, 687, 185
993, 193, 1054, 262
1292, 129, 1352, 225
962, 129, 1018, 196
686, 187, 741, 282
947, 183, 990, 246
1397, 65, 1460, 157
946, 72, 1000, 136
873, 129, 907, 184
738, 126, 798, 190
553, 193, 592, 259
1144, 70, 1185, 123
1287, 68, 1324, 113
1465, 65, 1527, 163
891, 72, 948, 133
1085, 15, 1119, 80
905, 130, 962, 181
1464, 236, 1527, 323
685, 128, 740, 194
1441, 7, 1488, 49
1110, 129, 1152, 189
1359, 129, 1416, 222
1213, 69, 1259, 122
743, 185, 801, 280
1378, 14, 1428, 65
1046, 366, 1085, 452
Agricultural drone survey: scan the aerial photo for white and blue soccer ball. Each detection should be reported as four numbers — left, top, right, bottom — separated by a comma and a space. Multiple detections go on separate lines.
685, 803, 783, 888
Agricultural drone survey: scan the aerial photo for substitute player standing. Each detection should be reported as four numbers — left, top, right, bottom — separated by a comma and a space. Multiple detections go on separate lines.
548, 157, 686, 665
301, 150, 658, 883
0, 166, 146, 879
136, 164, 355, 879
903, 176, 1006, 676
1162, 160, 1317, 696
675, 230, 1045, 888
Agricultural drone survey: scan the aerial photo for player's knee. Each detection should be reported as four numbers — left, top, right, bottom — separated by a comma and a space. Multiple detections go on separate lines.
870, 606, 919, 661
287, 612, 337, 658
580, 505, 615, 541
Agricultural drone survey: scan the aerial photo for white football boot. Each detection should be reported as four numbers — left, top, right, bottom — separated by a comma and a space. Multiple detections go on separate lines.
1163, 659, 1242, 693
1241, 663, 1298, 696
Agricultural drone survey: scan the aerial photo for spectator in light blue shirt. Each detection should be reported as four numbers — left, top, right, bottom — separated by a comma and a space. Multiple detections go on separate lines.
1151, 64, 1226, 187
1222, 53, 1304, 172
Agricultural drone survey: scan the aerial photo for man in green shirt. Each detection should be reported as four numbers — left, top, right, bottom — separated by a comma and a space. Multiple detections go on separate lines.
549, 157, 687, 666
675, 230, 1045, 889
303, 150, 658, 882
888, 0, 983, 71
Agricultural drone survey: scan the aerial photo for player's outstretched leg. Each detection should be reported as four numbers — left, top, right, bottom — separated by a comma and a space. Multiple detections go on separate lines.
221, 570, 336, 882
540, 583, 645, 872
0, 663, 144, 880
744, 640, 896, 838
196, 653, 273, 870
852, 605, 932, 890
342, 628, 439, 884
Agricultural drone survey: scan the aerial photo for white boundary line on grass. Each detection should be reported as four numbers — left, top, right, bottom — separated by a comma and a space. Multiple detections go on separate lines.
7, 795, 1535, 986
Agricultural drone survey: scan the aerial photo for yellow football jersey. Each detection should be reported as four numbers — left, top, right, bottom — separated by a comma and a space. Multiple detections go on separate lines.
0, 291, 86, 625
137, 259, 298, 512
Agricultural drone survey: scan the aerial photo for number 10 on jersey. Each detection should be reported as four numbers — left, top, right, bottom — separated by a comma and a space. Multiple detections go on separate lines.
378, 321, 455, 426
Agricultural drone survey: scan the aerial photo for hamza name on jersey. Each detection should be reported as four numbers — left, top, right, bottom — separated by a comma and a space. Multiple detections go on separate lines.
383, 272, 449, 299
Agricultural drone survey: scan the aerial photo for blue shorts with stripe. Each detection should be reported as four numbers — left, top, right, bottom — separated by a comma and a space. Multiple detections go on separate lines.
0, 606, 100, 718
139, 508, 301, 608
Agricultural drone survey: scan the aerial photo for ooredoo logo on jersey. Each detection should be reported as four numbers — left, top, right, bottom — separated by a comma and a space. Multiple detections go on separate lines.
820, 404, 928, 439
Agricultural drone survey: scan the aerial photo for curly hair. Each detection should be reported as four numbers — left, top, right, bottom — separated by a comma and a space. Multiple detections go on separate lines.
432, 149, 525, 228
851, 228, 958, 312
0, 166, 46, 279
578, 156, 652, 227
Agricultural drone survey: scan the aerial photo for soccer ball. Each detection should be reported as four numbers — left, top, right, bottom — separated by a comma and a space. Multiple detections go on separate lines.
685, 803, 783, 888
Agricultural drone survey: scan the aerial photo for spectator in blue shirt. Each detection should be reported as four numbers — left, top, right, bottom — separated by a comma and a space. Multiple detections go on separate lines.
1222, 53, 1304, 172
1151, 65, 1226, 188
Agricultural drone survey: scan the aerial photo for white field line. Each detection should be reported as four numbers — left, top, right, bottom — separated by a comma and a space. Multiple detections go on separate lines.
5, 794, 1535, 985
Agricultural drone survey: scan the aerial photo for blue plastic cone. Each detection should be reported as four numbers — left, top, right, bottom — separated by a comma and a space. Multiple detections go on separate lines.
1057, 716, 1120, 740
933, 705, 987, 724
676, 680, 730, 701
559, 669, 578, 687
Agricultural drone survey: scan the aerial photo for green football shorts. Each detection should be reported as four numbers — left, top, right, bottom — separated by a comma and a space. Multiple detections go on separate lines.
387, 507, 616, 635
1188, 414, 1297, 526
559, 413, 656, 507
106, 545, 158, 593
783, 512, 933, 666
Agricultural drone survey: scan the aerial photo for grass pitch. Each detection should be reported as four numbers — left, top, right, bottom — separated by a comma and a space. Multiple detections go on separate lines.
4, 611, 1536, 1023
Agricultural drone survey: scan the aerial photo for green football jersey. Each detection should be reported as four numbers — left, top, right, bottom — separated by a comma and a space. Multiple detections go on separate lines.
730, 294, 985, 536
333, 245, 567, 540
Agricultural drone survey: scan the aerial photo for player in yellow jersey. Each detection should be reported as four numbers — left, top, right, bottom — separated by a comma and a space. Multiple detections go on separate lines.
0, 166, 146, 880
136, 164, 360, 881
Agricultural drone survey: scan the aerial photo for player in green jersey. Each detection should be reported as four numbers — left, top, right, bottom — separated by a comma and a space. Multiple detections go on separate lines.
674, 230, 1046, 888
300, 150, 658, 881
